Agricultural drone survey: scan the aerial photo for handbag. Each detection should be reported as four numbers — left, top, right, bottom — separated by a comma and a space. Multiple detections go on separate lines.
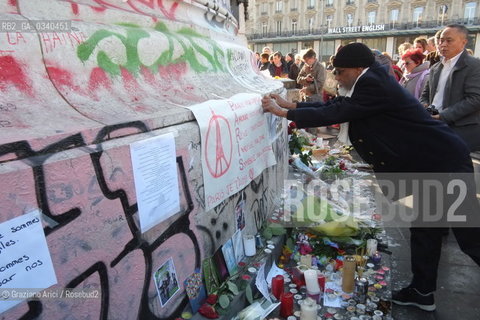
305, 78, 323, 102
323, 71, 338, 96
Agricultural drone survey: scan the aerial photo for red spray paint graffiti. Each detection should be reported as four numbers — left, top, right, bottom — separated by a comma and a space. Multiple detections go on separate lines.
71, 3, 79, 15
109, 0, 181, 20
0, 55, 34, 97
6, 32, 26, 45
121, 67, 141, 94
89, 67, 112, 92
46, 66, 76, 89
140, 66, 156, 86
67, 0, 106, 14
158, 62, 187, 80
156, 0, 180, 20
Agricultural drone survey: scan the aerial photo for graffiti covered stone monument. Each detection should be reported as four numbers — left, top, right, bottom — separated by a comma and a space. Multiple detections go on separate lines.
0, 0, 287, 319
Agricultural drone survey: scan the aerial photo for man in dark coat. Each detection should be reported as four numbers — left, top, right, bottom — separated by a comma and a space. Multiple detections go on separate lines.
262, 42, 480, 312
420, 24, 480, 151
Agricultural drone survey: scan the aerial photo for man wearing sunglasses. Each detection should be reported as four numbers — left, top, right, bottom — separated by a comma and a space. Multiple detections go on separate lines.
262, 42, 480, 312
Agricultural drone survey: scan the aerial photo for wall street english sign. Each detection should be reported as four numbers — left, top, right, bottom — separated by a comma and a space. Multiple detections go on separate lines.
328, 24, 385, 34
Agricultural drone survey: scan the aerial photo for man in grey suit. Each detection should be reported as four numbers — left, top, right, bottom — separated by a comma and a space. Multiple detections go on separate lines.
420, 24, 480, 151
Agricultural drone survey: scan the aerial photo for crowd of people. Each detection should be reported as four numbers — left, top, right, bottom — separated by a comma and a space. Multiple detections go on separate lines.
260, 24, 480, 313
255, 24, 479, 151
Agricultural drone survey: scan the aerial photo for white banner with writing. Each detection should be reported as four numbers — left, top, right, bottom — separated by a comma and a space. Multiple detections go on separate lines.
188, 93, 277, 210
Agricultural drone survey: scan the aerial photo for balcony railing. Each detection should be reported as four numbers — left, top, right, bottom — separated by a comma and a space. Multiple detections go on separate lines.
367, 0, 377, 3
290, 8, 298, 11
247, 17, 480, 40
326, 3, 334, 7
346, 1, 355, 5
261, 11, 267, 16
306, 6, 315, 9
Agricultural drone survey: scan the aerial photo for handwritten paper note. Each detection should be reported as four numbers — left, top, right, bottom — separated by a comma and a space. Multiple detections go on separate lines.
255, 262, 271, 302
222, 44, 283, 94
0, 210, 57, 314
130, 133, 180, 233
266, 261, 286, 287
188, 93, 277, 210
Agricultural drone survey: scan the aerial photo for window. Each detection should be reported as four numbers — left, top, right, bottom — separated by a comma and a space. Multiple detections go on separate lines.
276, 21, 282, 36
390, 9, 399, 22
291, 0, 297, 11
275, 1, 282, 13
319, 40, 335, 62
262, 22, 268, 36
261, 2, 267, 14
326, 0, 333, 7
413, 7, 423, 26
292, 20, 297, 34
308, 0, 315, 9
346, 13, 354, 27
273, 43, 290, 54
303, 41, 314, 49
464, 2, 476, 24
363, 37, 387, 52
368, 11, 376, 25
438, 4, 448, 24
326, 15, 333, 28
308, 17, 314, 33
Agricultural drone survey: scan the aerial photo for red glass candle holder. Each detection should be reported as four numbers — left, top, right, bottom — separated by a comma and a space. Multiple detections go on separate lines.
271, 275, 284, 300
291, 266, 306, 288
317, 273, 326, 292
280, 292, 294, 317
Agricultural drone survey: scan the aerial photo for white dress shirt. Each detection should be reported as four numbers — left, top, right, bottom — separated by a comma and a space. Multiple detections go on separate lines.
431, 51, 463, 111
338, 68, 369, 145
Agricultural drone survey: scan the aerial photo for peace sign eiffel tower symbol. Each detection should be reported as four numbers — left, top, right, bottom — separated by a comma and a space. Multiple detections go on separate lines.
214, 117, 229, 177
206, 110, 232, 178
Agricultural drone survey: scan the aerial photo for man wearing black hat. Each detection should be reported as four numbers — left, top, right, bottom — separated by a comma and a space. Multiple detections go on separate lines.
262, 42, 480, 312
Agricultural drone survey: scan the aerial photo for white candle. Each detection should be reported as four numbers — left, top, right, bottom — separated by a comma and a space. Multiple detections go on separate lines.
243, 234, 256, 256
304, 269, 320, 294
300, 254, 312, 267
367, 239, 378, 257
300, 297, 317, 320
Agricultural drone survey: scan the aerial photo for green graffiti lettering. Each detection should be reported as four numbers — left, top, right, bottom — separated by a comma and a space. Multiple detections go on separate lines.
77, 22, 226, 78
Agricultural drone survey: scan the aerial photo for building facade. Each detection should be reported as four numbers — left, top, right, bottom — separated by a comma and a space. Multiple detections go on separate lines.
246, 0, 480, 61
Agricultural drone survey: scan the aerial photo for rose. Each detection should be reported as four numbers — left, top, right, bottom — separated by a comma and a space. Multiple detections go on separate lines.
299, 243, 313, 255
205, 294, 218, 305
288, 121, 297, 134
198, 303, 219, 319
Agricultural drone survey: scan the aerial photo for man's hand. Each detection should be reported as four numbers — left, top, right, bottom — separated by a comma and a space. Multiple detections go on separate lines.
432, 114, 440, 120
261, 95, 288, 118
269, 94, 296, 110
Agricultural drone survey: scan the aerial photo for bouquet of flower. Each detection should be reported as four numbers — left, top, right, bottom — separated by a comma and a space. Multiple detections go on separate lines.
288, 122, 317, 166
320, 156, 348, 181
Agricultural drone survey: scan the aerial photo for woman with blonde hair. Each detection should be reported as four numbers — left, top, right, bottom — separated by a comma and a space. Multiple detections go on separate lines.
397, 42, 413, 69
398, 42, 413, 56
